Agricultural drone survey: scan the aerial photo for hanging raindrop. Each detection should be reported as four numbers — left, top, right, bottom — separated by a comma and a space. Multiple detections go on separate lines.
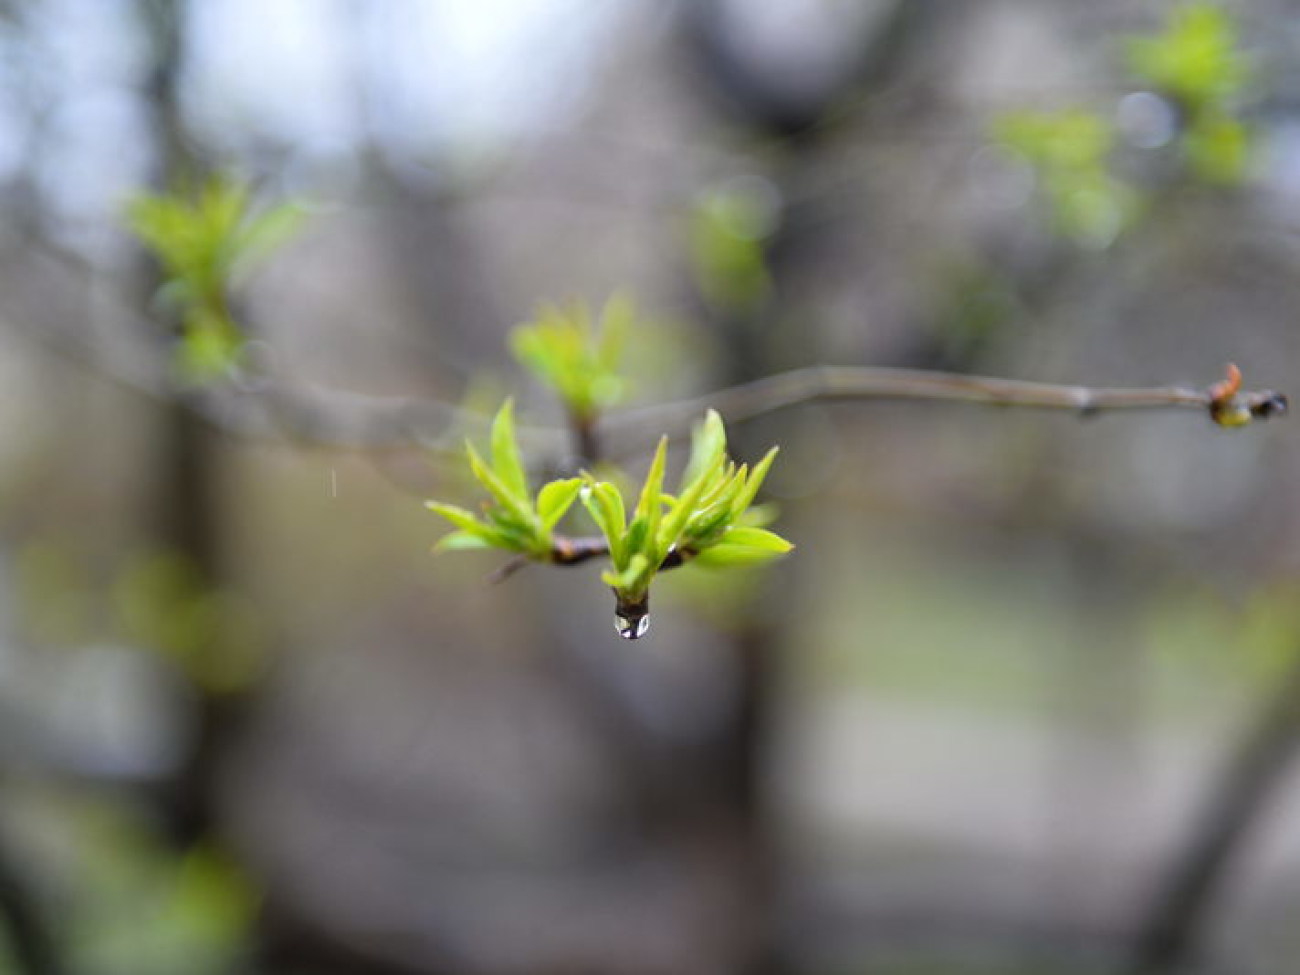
613, 593, 650, 640
615, 612, 650, 640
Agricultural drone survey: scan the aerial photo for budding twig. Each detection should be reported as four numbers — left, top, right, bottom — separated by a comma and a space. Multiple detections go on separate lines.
485, 536, 690, 585
601, 363, 1287, 449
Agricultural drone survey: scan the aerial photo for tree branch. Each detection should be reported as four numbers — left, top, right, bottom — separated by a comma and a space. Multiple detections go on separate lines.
600, 363, 1286, 450
0, 249, 1283, 454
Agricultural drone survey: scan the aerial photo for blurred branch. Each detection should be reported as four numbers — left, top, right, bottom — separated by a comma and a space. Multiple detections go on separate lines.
0, 246, 1285, 458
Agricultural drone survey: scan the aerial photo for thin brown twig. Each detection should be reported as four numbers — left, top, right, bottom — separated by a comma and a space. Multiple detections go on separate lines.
599, 363, 1286, 451
485, 537, 696, 585
156, 362, 1291, 455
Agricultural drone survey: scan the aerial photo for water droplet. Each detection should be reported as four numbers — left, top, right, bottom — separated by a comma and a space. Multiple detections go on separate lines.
615, 613, 650, 640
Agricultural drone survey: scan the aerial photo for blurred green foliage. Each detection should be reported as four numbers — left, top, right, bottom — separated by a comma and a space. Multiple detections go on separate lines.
15, 539, 265, 693
113, 550, 265, 694
1126, 3, 1249, 111
64, 805, 255, 975
688, 182, 774, 312
1127, 3, 1253, 184
996, 3, 1253, 243
126, 176, 302, 383
510, 297, 631, 422
995, 110, 1137, 247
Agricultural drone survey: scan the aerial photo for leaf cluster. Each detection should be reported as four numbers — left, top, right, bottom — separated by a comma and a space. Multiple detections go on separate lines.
995, 110, 1136, 247
126, 175, 303, 382
689, 185, 774, 312
510, 297, 631, 421
426, 400, 582, 559
995, 3, 1254, 246
582, 410, 789, 606
427, 403, 792, 635
1126, 3, 1252, 183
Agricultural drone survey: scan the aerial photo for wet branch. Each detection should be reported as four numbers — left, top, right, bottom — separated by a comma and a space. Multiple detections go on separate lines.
153, 362, 1291, 459
600, 363, 1286, 449
484, 536, 690, 585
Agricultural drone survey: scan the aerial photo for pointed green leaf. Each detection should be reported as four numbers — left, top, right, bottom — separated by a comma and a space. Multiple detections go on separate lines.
698, 463, 746, 514
489, 399, 529, 502
691, 543, 787, 568
466, 441, 537, 530
635, 437, 668, 536
684, 500, 734, 545
623, 515, 650, 565
537, 478, 583, 530
658, 447, 729, 551
425, 501, 488, 535
719, 526, 794, 553
731, 446, 779, 517
680, 409, 728, 492
581, 481, 627, 563
435, 530, 494, 552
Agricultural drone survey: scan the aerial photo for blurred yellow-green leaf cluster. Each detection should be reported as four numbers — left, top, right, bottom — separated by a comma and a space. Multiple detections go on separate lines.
15, 540, 264, 693
510, 297, 632, 421
1127, 3, 1253, 183
426, 399, 583, 558
995, 110, 1137, 247
996, 3, 1254, 245
126, 176, 303, 384
689, 182, 775, 312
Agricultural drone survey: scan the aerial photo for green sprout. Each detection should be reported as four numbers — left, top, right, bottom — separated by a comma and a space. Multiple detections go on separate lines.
1126, 3, 1249, 112
126, 175, 303, 383
426, 403, 792, 639
510, 296, 631, 425
425, 399, 583, 559
583, 410, 790, 638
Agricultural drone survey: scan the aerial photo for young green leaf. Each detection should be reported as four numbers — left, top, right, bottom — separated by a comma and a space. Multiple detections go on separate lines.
465, 442, 536, 529
691, 544, 789, 568
489, 399, 529, 501
435, 531, 495, 552
581, 481, 627, 564
537, 478, 583, 530
680, 409, 728, 492
720, 526, 794, 553
635, 437, 669, 538
425, 501, 490, 535
622, 515, 650, 568
731, 447, 779, 517
658, 456, 720, 550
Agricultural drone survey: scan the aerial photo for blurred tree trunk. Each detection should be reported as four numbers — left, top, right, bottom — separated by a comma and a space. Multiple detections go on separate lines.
1128, 643, 1300, 974
678, 5, 951, 971
135, 0, 234, 849
0, 828, 64, 975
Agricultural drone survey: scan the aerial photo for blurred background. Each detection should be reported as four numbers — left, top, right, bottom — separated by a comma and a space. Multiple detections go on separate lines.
0, 1, 1297, 973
